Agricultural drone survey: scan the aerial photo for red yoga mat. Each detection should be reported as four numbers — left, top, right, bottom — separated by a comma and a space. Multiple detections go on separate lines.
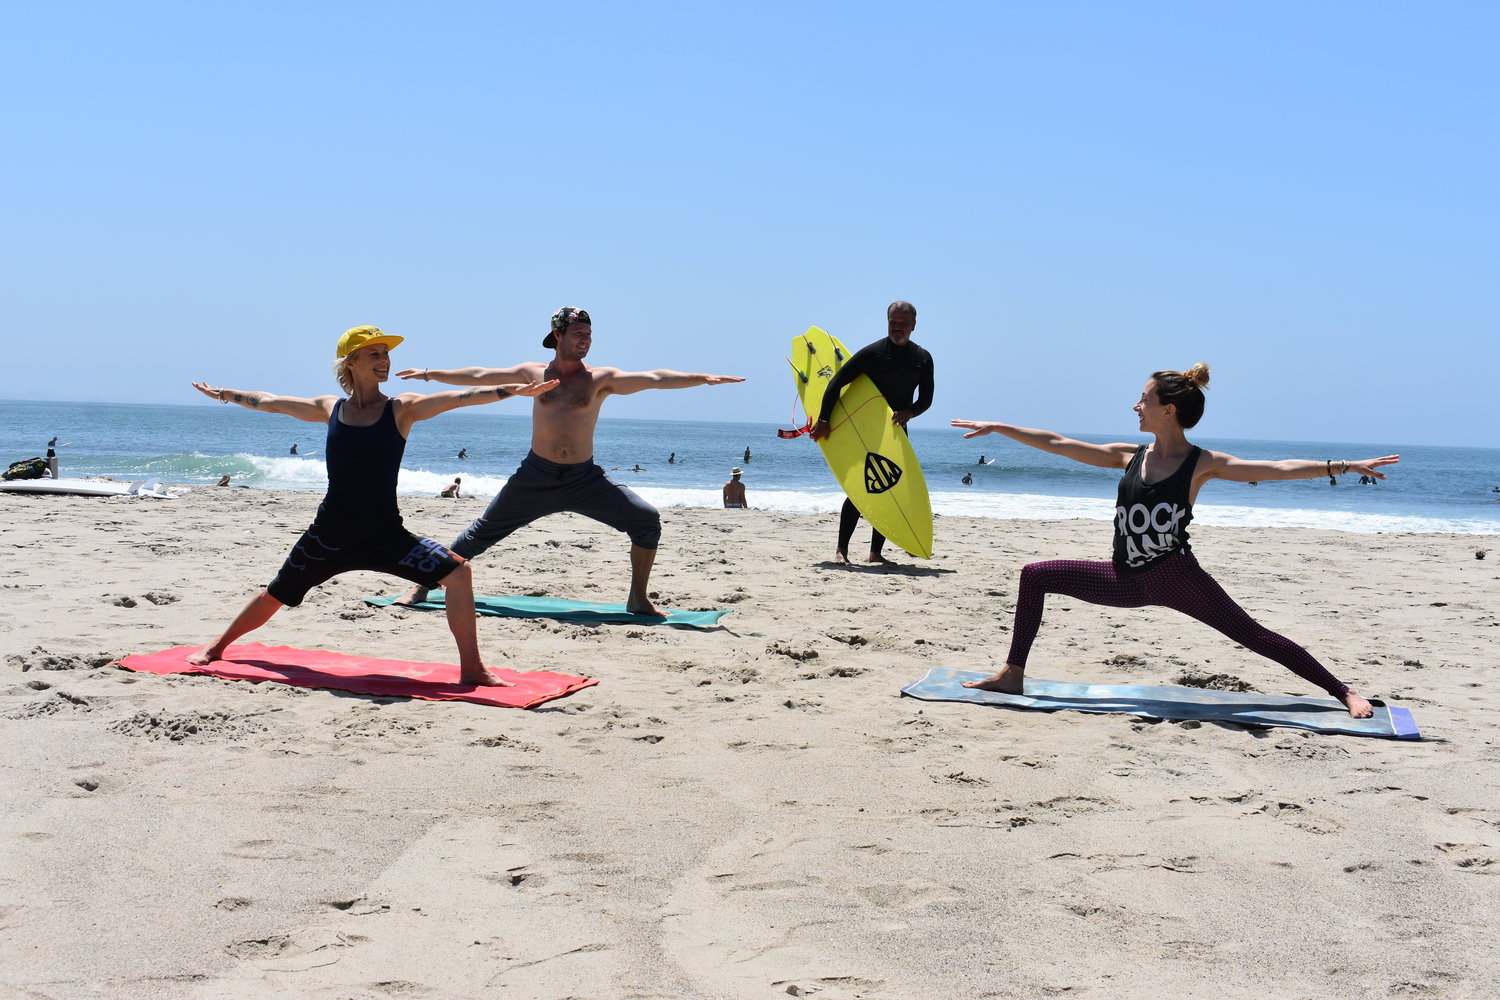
115, 643, 597, 709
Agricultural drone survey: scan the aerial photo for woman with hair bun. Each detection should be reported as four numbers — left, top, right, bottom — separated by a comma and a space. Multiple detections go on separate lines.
951, 363, 1399, 718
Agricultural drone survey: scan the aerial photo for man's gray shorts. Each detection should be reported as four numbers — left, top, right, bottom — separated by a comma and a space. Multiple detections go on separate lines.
450, 451, 661, 559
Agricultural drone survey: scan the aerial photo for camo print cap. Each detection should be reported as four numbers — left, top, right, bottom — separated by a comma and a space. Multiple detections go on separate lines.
543, 306, 591, 348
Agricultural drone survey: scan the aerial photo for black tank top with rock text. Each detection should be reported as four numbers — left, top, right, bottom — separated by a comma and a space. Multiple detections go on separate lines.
1112, 444, 1200, 572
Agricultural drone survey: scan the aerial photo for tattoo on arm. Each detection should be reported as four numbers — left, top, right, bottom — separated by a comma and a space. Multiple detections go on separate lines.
458, 387, 511, 401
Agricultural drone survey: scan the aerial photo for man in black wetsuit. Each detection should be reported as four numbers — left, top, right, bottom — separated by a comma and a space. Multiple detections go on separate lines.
809, 300, 934, 564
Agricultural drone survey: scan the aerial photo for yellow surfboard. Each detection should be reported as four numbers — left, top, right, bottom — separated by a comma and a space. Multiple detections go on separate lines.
789, 326, 933, 558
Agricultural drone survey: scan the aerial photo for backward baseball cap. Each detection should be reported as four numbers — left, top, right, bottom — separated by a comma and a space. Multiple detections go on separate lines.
543, 306, 591, 348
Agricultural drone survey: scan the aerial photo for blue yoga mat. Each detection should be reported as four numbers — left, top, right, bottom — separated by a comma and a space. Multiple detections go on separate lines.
366, 593, 732, 628
901, 667, 1419, 740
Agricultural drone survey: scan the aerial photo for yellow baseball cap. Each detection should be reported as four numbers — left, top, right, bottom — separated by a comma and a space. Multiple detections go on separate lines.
337, 325, 405, 358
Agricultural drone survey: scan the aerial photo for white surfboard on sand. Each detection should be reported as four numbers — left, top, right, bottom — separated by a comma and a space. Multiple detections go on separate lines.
0, 478, 186, 499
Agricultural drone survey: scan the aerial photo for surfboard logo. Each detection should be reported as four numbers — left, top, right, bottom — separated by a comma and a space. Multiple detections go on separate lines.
864, 452, 902, 494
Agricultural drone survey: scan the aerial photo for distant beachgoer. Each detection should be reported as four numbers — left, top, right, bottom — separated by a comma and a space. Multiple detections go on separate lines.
290, 443, 298, 455
809, 301, 934, 564
951, 362, 1399, 719
440, 477, 462, 498
1248, 481, 1258, 486
458, 448, 468, 459
216, 474, 232, 487
45, 438, 59, 478
743, 447, 752, 463
723, 467, 747, 508
669, 452, 676, 464
978, 455, 985, 465
392, 305, 744, 615
962, 472, 973, 485
186, 325, 555, 685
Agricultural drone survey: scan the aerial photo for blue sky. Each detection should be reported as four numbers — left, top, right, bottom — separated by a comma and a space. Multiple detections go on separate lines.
4, 1, 1495, 447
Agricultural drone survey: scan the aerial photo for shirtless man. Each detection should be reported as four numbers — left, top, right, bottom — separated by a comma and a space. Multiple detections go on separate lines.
396, 307, 745, 614
723, 467, 747, 508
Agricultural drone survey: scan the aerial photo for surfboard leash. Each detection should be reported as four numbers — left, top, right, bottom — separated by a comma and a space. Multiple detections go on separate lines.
776, 394, 883, 439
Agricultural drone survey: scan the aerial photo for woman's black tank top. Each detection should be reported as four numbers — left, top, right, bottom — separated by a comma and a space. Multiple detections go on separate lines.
321, 399, 405, 519
1112, 444, 1201, 572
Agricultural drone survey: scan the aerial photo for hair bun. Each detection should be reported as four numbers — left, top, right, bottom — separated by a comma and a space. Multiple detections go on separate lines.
1183, 362, 1210, 389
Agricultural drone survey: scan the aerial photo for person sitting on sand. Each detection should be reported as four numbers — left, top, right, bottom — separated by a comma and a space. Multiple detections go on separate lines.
723, 467, 747, 508
395, 306, 744, 615
216, 474, 232, 487
951, 363, 1399, 719
187, 325, 555, 686
440, 476, 462, 498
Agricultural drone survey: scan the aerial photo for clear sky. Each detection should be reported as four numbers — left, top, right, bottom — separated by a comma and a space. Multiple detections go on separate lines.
3, 1, 1495, 448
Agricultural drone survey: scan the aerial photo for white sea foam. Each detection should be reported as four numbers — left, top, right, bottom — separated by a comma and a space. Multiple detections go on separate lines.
247, 465, 1493, 535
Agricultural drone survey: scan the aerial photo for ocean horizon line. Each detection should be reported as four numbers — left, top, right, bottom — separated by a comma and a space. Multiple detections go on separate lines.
4, 397, 1493, 456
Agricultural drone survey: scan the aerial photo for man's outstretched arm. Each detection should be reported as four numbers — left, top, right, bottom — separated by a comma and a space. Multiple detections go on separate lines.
606, 370, 746, 396
395, 364, 538, 386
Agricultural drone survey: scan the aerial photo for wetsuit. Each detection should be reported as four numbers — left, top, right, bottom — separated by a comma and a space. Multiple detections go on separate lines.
266, 400, 462, 607
818, 338, 935, 556
1004, 445, 1351, 698
449, 451, 661, 559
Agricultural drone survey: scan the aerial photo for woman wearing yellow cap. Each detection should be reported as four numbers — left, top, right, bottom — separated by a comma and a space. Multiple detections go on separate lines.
188, 325, 556, 686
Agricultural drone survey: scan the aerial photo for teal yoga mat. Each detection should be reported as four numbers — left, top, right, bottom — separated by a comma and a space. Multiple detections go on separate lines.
367, 593, 732, 628
901, 667, 1419, 740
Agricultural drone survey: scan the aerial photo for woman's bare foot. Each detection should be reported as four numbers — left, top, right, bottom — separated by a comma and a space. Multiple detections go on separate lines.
392, 585, 433, 607
461, 666, 514, 687
834, 549, 850, 565
1341, 689, 1374, 719
867, 552, 894, 564
962, 663, 1025, 694
186, 646, 223, 666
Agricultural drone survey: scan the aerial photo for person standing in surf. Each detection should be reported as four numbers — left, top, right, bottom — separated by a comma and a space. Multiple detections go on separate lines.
187, 325, 556, 686
809, 300, 934, 564
951, 363, 1398, 719
394, 306, 744, 615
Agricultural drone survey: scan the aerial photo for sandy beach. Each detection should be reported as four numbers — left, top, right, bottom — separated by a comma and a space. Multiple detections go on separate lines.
2, 486, 1497, 1000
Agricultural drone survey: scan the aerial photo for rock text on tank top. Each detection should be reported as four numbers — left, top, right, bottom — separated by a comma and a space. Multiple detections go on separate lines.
1112, 445, 1200, 572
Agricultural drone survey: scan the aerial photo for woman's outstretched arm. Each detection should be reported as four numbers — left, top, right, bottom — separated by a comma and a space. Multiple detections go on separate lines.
397, 380, 559, 426
1203, 452, 1400, 484
951, 419, 1137, 470
190, 382, 336, 423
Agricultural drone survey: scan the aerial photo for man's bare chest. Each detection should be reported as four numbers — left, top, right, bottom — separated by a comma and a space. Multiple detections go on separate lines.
538, 379, 600, 411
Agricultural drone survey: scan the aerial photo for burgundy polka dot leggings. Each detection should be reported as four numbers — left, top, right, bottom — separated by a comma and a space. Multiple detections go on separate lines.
1005, 552, 1350, 698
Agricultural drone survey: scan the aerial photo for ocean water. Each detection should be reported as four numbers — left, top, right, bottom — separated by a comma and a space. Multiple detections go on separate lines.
4, 398, 1498, 535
